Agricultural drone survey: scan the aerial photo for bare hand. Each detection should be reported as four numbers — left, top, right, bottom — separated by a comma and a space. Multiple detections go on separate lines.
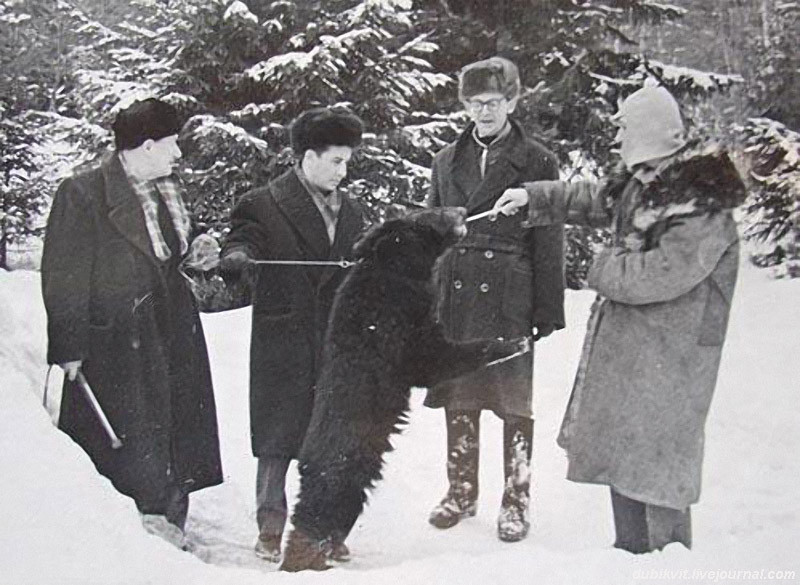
60, 360, 82, 381
494, 188, 529, 215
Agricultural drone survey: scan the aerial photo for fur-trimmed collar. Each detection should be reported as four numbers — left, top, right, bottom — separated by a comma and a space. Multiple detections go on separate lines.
604, 141, 747, 214
645, 141, 746, 209
598, 142, 746, 246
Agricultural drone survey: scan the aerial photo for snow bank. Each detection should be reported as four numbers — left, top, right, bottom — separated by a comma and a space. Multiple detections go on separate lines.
1, 261, 798, 585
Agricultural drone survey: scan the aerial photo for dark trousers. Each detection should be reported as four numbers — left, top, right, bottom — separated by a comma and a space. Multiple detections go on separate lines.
610, 489, 692, 553
136, 482, 189, 531
256, 456, 291, 538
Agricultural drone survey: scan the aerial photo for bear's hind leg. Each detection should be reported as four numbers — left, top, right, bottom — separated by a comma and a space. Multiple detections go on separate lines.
280, 527, 331, 572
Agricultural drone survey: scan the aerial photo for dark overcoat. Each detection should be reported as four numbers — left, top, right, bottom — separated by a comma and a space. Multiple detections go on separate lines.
222, 169, 366, 458
41, 155, 222, 508
424, 120, 566, 418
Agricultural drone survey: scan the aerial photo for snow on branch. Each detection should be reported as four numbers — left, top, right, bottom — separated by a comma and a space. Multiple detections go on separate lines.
245, 51, 314, 82
189, 115, 269, 154
738, 117, 800, 277
117, 21, 159, 39
642, 1, 687, 18
223, 1, 258, 25
638, 59, 744, 93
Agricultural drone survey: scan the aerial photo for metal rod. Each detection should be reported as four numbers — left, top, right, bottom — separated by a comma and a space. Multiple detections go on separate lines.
465, 208, 500, 223
249, 259, 356, 268
466, 203, 517, 223
76, 371, 123, 449
486, 337, 532, 367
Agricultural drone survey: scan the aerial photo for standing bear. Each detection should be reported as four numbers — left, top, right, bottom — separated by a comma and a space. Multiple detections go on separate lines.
280, 206, 529, 571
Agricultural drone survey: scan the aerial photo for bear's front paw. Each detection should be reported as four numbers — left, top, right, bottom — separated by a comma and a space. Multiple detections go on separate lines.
484, 337, 530, 367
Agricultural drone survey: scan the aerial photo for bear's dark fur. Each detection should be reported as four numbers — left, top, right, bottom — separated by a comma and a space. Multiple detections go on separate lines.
280, 207, 527, 572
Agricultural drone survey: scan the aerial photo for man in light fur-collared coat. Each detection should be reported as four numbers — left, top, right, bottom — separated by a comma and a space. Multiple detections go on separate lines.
494, 81, 746, 553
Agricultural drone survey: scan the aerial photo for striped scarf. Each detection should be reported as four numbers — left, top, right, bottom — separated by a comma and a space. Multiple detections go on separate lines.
126, 172, 190, 261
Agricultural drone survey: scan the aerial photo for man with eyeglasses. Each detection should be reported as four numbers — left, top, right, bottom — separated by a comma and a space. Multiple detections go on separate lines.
424, 57, 565, 543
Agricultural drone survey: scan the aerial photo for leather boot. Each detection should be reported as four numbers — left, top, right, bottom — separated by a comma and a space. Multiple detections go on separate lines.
429, 410, 480, 529
497, 416, 533, 542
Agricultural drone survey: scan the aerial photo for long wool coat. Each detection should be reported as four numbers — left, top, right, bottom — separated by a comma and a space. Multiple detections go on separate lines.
41, 155, 222, 507
424, 120, 565, 418
222, 169, 366, 459
556, 146, 745, 510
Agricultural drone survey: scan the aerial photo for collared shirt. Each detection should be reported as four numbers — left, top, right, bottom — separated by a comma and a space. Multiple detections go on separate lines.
295, 165, 341, 245
471, 121, 513, 177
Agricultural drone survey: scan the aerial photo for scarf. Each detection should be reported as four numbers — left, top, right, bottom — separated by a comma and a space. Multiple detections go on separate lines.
125, 167, 190, 261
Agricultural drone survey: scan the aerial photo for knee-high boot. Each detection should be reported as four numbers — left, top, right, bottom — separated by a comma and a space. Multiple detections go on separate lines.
429, 410, 480, 529
497, 416, 533, 542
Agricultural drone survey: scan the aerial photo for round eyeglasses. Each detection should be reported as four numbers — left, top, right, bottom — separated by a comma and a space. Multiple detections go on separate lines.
466, 98, 506, 114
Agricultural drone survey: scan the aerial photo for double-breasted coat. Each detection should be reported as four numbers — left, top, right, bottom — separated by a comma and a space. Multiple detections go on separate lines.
222, 169, 366, 458
41, 155, 223, 508
424, 120, 566, 418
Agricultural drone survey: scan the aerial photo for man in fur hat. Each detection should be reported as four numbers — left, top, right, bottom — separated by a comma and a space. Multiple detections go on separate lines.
494, 81, 746, 552
219, 107, 367, 563
41, 98, 223, 546
424, 56, 565, 543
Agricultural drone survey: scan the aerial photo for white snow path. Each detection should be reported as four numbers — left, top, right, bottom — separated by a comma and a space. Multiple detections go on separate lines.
1, 259, 798, 584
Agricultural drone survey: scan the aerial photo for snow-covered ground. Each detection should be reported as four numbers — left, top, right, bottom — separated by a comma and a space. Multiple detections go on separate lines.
1, 258, 798, 585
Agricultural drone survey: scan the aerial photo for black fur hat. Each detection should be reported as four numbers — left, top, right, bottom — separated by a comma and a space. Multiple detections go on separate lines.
112, 98, 181, 151
459, 57, 521, 102
290, 107, 364, 156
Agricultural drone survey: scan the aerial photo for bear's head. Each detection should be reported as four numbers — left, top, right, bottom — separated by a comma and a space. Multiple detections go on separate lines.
352, 207, 467, 280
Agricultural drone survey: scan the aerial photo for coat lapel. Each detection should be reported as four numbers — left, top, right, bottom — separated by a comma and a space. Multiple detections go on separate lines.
463, 123, 528, 213
269, 169, 331, 260
318, 197, 364, 292
102, 155, 161, 267
448, 127, 477, 207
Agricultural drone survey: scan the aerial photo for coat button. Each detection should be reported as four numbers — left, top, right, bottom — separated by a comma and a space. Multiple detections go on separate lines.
479, 282, 490, 293
484, 250, 494, 259
454, 280, 463, 290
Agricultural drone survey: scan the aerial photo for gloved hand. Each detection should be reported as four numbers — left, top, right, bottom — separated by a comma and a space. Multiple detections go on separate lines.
219, 250, 254, 285
183, 234, 222, 272
532, 323, 556, 341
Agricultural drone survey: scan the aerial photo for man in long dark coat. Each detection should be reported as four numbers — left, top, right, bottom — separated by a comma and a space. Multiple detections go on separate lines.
219, 108, 366, 563
424, 57, 565, 543
41, 99, 223, 543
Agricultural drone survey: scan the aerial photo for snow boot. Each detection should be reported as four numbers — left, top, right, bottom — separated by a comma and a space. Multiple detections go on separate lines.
254, 532, 282, 563
429, 410, 480, 529
497, 417, 533, 543
279, 528, 331, 572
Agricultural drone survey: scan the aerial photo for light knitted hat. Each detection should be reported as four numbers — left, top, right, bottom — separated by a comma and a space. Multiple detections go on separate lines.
614, 79, 686, 168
